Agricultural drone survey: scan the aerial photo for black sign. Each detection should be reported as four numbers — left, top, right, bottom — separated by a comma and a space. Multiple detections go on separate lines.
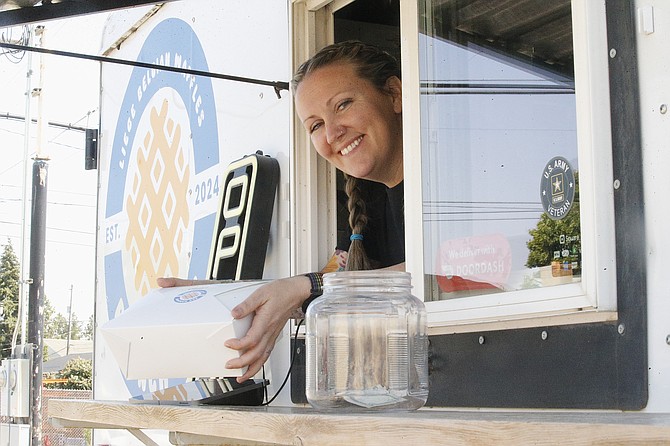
208, 151, 279, 280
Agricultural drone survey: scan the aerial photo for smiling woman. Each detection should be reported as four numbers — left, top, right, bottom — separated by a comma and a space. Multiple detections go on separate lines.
292, 41, 405, 271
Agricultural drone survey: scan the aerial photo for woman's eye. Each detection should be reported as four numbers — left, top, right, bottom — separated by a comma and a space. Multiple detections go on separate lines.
336, 99, 352, 111
309, 122, 322, 133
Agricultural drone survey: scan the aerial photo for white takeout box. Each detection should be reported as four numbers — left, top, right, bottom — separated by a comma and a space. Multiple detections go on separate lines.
100, 281, 266, 379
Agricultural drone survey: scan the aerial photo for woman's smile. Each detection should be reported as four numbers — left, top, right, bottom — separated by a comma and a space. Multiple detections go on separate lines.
340, 135, 363, 156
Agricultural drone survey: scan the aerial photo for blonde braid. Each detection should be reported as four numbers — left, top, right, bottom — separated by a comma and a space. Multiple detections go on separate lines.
344, 175, 373, 271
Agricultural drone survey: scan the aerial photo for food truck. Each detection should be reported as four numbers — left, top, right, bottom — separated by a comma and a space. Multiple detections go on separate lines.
2, 0, 670, 444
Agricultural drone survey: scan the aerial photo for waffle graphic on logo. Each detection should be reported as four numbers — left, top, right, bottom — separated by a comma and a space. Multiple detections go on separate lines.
125, 99, 191, 296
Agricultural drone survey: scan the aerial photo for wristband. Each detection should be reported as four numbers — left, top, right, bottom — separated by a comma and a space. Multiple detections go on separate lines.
301, 272, 324, 313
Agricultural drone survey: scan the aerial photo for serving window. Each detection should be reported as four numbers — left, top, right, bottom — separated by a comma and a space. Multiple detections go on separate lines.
407, 0, 617, 329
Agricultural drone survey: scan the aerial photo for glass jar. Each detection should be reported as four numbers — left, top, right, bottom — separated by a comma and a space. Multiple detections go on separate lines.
305, 271, 428, 411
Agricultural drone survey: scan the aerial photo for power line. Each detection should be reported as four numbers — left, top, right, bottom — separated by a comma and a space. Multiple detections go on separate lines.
43, 239, 94, 248
423, 216, 542, 222
46, 226, 95, 236
424, 199, 542, 205
0, 110, 91, 132
0, 198, 95, 208
0, 141, 89, 177
0, 158, 25, 176
48, 202, 96, 208
0, 24, 30, 63
0, 125, 25, 136
0, 233, 94, 248
0, 183, 96, 197
0, 220, 95, 235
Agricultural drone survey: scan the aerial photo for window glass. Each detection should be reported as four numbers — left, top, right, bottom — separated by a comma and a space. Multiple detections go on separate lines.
419, 0, 582, 301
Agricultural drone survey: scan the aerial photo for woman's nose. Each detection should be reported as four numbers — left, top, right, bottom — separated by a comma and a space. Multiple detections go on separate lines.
326, 123, 345, 145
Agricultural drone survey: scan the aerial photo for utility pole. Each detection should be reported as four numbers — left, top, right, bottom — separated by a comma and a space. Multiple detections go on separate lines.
66, 284, 73, 356
27, 159, 48, 446
27, 25, 49, 446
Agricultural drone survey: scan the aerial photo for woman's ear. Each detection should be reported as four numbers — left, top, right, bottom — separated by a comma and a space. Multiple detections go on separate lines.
386, 76, 403, 114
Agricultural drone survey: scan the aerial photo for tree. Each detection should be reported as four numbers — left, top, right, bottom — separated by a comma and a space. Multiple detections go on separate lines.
82, 314, 94, 340
0, 240, 21, 359
43, 296, 57, 338
46, 357, 92, 390
44, 313, 82, 341
44, 297, 84, 341
47, 313, 69, 339
68, 314, 83, 341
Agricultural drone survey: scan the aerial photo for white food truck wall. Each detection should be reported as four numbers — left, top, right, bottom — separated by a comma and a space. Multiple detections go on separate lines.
637, 0, 670, 412
94, 1, 291, 444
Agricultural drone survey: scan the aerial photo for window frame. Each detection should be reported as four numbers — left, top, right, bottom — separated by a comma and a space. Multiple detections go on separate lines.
290, 0, 342, 276
402, 0, 619, 332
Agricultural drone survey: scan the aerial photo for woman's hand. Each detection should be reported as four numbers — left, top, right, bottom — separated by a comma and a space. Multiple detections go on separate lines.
223, 275, 311, 382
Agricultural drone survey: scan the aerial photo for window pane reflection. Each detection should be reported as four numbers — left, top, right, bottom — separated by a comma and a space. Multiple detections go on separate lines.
419, 0, 582, 301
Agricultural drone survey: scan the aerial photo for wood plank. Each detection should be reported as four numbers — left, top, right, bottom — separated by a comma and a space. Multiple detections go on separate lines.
49, 399, 670, 446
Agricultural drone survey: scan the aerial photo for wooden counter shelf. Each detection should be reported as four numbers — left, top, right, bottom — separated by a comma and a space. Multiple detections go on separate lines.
48, 399, 670, 446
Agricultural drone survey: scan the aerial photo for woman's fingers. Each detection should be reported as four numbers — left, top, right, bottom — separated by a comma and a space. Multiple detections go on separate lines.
227, 326, 283, 382
156, 277, 194, 287
221, 276, 312, 380
225, 312, 286, 381
229, 288, 269, 320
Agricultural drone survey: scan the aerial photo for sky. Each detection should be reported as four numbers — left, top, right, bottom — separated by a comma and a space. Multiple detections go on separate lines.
0, 13, 109, 330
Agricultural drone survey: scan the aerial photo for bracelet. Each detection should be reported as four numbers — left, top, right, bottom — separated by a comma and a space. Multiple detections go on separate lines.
301, 272, 324, 313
